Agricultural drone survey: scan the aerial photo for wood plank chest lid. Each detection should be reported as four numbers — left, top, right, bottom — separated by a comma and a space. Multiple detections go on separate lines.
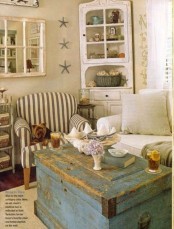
34, 144, 172, 219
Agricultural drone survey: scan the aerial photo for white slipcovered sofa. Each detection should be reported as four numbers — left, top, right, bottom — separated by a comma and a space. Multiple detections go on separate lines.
97, 89, 172, 164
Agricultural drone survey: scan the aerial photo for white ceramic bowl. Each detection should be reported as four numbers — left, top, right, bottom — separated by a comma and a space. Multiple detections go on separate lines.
108, 148, 128, 157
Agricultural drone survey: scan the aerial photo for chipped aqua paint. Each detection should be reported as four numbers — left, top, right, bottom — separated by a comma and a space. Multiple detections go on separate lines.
34, 144, 171, 229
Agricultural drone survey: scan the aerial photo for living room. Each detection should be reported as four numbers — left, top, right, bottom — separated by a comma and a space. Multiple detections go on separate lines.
0, 0, 172, 228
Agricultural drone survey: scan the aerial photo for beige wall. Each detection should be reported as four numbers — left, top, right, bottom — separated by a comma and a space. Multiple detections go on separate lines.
0, 0, 147, 103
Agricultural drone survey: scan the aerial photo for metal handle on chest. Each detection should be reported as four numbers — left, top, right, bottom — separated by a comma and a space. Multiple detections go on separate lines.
138, 212, 151, 229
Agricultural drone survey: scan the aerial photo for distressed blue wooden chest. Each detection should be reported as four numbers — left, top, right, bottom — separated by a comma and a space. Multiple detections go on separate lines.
34, 144, 171, 229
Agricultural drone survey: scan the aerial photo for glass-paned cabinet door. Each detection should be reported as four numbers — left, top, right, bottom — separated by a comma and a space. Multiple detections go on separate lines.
80, 4, 129, 64
0, 17, 45, 78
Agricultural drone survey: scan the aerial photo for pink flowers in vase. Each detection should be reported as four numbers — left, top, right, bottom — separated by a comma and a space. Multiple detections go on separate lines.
86, 140, 104, 156
86, 140, 104, 170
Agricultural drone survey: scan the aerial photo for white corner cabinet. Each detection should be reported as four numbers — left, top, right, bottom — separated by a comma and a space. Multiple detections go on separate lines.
79, 0, 133, 119
0, 102, 15, 173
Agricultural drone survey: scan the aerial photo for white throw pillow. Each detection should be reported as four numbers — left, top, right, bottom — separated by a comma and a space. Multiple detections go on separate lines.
139, 89, 172, 131
121, 93, 171, 136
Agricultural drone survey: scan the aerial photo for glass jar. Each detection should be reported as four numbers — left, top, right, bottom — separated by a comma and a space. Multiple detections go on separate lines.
79, 89, 90, 105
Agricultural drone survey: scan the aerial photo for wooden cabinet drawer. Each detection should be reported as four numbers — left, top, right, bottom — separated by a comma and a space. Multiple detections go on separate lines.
91, 90, 121, 101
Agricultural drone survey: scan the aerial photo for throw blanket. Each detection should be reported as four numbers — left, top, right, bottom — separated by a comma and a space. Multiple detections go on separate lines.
141, 141, 172, 167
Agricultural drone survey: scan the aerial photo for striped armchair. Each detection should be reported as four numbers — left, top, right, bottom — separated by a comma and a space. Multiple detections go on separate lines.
14, 92, 89, 189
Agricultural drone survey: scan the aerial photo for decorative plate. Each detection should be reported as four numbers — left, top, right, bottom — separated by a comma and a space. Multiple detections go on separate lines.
87, 131, 116, 141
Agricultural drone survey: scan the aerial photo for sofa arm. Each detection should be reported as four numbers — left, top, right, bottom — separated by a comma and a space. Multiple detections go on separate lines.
69, 114, 90, 131
14, 117, 31, 148
97, 114, 122, 132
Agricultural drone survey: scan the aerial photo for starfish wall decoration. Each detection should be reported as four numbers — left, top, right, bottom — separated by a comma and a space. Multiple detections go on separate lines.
59, 60, 71, 74
59, 38, 69, 49
58, 17, 68, 28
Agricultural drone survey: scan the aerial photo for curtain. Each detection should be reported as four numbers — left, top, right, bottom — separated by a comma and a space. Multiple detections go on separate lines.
146, 0, 168, 89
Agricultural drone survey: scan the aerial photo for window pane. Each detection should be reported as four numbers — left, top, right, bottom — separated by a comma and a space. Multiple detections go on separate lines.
15, 48, 24, 73
26, 22, 40, 43
26, 47, 40, 72
0, 20, 5, 46
7, 21, 22, 46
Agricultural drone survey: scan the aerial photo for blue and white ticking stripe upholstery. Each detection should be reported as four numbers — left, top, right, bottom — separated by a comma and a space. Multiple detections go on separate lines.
14, 92, 89, 168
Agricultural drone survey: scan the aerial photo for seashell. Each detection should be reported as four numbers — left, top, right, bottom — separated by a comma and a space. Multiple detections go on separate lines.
97, 70, 109, 76
97, 124, 109, 136
72, 139, 89, 154
83, 123, 93, 135
69, 127, 81, 138
87, 81, 96, 87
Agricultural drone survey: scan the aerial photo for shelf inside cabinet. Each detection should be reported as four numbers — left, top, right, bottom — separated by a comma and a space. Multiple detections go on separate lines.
85, 65, 129, 88
84, 7, 126, 62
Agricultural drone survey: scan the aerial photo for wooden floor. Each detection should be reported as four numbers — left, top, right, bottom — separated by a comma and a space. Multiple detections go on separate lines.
0, 165, 36, 192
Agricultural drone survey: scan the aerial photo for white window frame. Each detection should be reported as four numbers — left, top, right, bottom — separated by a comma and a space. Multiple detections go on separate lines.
0, 16, 46, 78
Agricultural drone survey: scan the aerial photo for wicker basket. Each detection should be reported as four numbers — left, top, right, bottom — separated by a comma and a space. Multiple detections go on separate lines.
0, 113, 10, 126
0, 151, 10, 170
96, 75, 121, 87
0, 131, 9, 148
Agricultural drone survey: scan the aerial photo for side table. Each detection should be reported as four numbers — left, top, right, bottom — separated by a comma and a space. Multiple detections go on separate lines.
77, 104, 97, 129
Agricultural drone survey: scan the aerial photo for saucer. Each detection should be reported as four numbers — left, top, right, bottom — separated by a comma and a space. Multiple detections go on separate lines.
145, 168, 162, 174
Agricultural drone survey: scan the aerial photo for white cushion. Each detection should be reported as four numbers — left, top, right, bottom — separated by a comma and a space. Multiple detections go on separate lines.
121, 93, 171, 136
139, 89, 172, 131
112, 134, 172, 157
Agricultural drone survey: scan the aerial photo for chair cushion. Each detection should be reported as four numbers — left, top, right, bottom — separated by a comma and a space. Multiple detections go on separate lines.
121, 93, 171, 136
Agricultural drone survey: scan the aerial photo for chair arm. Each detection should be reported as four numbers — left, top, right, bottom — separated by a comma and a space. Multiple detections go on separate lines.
69, 114, 90, 131
97, 114, 122, 132
14, 117, 31, 148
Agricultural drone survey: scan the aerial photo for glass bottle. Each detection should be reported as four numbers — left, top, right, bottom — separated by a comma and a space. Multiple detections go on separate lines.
79, 89, 90, 105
